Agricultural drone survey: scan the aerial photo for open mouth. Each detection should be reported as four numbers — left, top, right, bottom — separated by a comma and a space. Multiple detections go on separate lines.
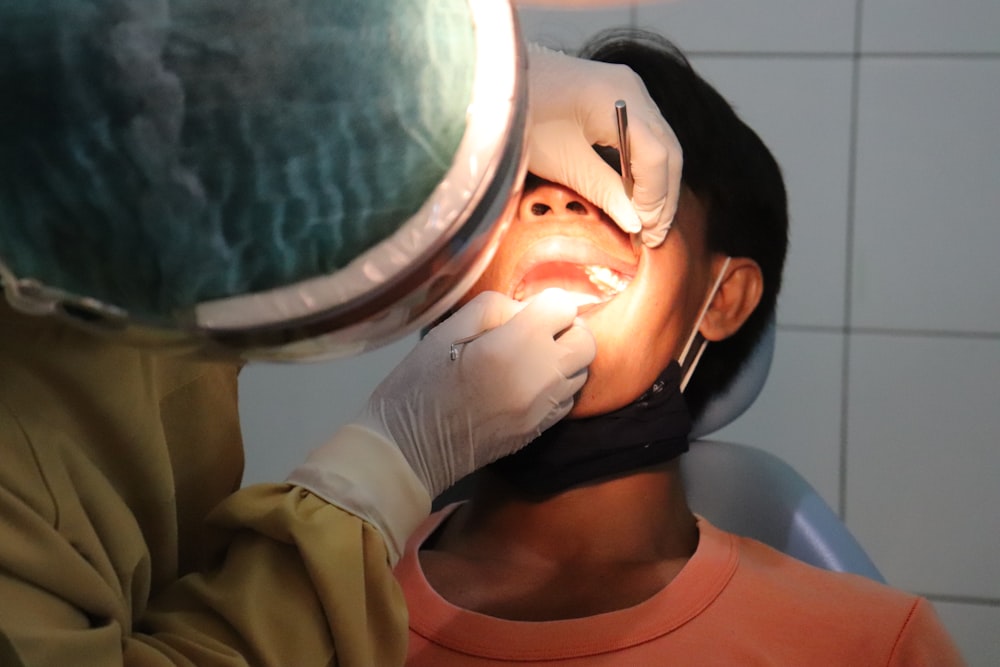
513, 261, 634, 309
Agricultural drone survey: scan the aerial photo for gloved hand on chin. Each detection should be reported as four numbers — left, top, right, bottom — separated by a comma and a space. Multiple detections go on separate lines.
525, 43, 683, 248
287, 289, 595, 562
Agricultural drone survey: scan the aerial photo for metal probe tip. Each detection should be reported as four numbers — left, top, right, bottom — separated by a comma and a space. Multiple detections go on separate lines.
614, 99, 634, 200
449, 330, 491, 361
615, 100, 642, 252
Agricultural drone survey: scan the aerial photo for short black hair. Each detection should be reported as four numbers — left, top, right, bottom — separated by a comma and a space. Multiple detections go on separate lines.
578, 29, 789, 420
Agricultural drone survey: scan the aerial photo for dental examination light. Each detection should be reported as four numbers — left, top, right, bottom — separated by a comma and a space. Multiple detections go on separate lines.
0, 0, 526, 360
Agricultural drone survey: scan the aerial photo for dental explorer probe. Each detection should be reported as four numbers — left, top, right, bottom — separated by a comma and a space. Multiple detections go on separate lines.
615, 99, 634, 200
616, 99, 644, 255
449, 331, 487, 361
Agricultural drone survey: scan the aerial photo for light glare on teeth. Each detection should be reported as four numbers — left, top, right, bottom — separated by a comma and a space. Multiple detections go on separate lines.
584, 265, 631, 295
562, 292, 604, 308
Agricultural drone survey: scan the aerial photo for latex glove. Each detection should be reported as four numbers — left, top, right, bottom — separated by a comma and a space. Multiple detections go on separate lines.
287, 289, 595, 562
363, 288, 595, 496
525, 43, 682, 247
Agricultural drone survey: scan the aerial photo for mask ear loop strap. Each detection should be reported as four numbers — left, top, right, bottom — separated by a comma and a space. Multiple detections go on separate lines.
678, 256, 731, 393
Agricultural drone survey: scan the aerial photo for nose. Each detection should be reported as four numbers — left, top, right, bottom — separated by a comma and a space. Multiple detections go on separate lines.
519, 182, 601, 221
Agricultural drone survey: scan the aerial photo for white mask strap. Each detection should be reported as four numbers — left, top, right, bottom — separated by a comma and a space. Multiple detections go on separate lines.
678, 256, 731, 393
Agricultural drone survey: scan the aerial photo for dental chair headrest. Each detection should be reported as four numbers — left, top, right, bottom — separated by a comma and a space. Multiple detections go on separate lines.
689, 319, 775, 440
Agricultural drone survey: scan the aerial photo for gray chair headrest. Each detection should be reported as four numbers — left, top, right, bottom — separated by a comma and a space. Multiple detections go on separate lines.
689, 319, 775, 440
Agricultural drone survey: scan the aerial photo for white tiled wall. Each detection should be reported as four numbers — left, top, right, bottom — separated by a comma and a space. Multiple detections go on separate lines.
239, 2, 1000, 663
516, 5, 631, 51
240, 335, 416, 484
852, 58, 1000, 333
846, 334, 1000, 600
860, 0, 1000, 54
633, 0, 857, 53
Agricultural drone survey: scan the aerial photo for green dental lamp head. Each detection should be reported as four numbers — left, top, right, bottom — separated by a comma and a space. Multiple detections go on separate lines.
0, 0, 527, 360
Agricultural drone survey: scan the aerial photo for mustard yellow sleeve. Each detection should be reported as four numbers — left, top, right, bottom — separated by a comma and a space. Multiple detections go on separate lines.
0, 328, 415, 666
134, 484, 408, 667
0, 479, 408, 666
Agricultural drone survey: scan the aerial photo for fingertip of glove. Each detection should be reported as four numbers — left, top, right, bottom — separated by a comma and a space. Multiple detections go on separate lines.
554, 327, 596, 378
641, 224, 670, 248
608, 198, 642, 235
527, 287, 577, 317
538, 396, 575, 434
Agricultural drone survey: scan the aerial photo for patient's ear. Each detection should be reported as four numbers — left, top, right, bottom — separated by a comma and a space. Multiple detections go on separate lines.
699, 256, 763, 343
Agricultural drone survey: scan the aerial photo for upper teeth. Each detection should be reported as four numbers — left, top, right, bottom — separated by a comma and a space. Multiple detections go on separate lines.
584, 265, 631, 296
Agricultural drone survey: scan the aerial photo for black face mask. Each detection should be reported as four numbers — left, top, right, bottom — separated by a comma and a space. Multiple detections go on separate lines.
488, 360, 692, 496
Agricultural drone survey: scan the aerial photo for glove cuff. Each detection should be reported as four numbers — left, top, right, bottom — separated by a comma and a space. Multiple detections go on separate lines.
286, 423, 432, 565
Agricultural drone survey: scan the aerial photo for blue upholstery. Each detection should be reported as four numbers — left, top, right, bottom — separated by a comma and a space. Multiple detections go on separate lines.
690, 320, 776, 440
685, 320, 886, 583
681, 440, 885, 582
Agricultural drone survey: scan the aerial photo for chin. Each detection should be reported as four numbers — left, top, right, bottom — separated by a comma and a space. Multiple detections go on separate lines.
566, 364, 650, 419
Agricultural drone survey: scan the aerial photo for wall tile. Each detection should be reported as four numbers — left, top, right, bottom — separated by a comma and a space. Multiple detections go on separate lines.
845, 334, 1000, 599
932, 600, 1000, 667
852, 58, 1000, 333
689, 57, 853, 328
516, 6, 632, 52
710, 329, 843, 509
862, 0, 1000, 54
239, 335, 417, 486
636, 0, 856, 54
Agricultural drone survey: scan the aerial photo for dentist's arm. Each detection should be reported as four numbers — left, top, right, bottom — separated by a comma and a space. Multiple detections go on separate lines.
122, 293, 592, 667
288, 289, 595, 562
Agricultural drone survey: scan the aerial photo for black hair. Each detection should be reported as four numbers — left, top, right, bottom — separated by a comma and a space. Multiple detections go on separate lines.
578, 29, 789, 420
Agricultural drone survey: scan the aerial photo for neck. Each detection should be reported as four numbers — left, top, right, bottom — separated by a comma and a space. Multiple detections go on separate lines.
434, 461, 697, 567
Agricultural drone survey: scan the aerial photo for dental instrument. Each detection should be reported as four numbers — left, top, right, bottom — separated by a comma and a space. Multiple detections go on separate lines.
615, 99, 634, 200
450, 331, 490, 361
616, 100, 643, 254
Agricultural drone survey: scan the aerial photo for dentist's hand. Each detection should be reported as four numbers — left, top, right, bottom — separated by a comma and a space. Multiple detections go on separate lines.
525, 43, 682, 247
363, 289, 595, 498
287, 289, 595, 562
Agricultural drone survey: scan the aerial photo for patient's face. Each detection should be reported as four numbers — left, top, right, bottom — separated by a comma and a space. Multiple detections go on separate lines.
463, 178, 723, 417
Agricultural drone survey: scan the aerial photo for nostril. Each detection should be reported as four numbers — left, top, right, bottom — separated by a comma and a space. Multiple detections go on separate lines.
566, 201, 588, 214
531, 203, 551, 216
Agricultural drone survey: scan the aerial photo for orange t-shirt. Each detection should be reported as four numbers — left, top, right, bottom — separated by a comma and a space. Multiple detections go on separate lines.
395, 506, 964, 666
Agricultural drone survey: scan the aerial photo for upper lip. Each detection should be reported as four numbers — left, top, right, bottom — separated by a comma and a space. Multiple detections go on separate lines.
509, 234, 638, 293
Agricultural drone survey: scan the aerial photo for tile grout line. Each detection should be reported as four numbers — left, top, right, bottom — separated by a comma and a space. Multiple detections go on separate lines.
777, 323, 1000, 341
685, 50, 1000, 60
838, 0, 865, 522
856, 51, 1000, 59
924, 593, 1000, 608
